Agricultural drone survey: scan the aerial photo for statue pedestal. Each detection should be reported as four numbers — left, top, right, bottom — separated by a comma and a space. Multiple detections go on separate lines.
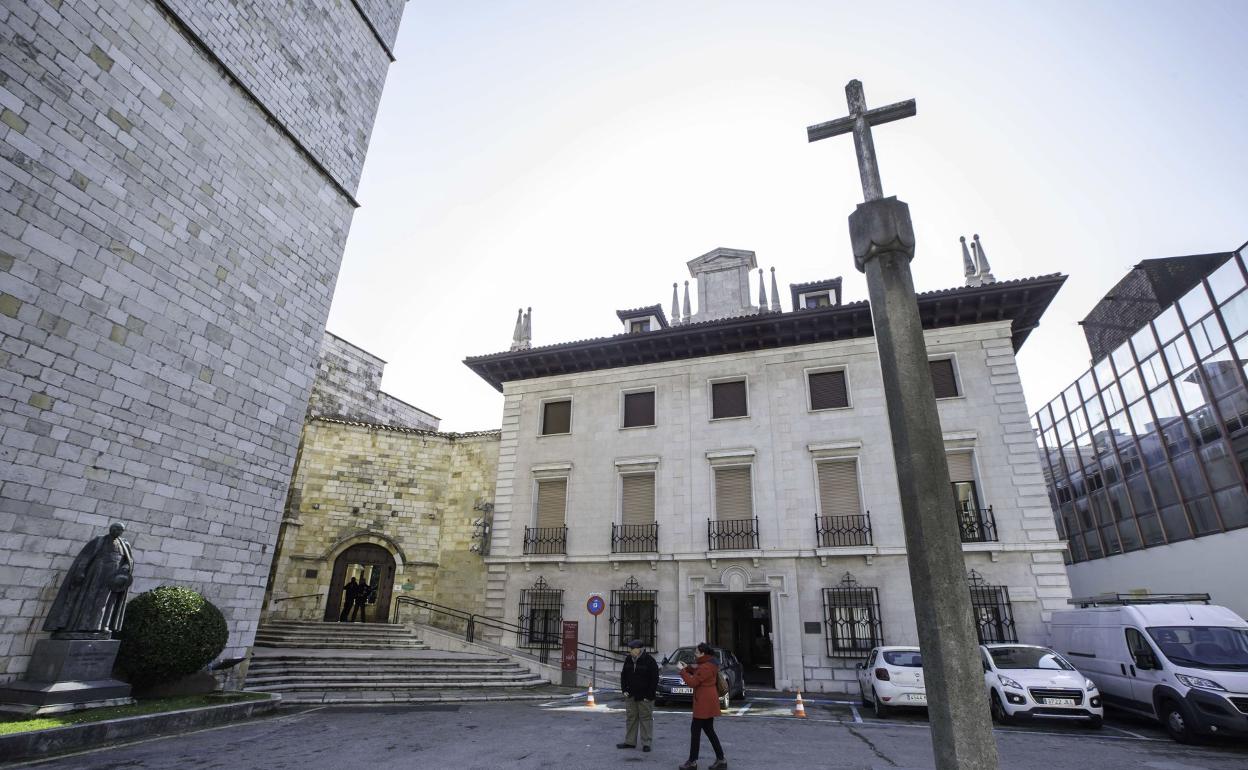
0, 639, 134, 715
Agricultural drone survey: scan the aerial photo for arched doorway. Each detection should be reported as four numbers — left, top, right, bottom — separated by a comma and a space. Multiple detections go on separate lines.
324, 543, 396, 623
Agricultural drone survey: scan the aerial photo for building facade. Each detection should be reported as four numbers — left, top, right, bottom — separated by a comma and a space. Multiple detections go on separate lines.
0, 0, 407, 679
466, 247, 1070, 693
1034, 243, 1248, 618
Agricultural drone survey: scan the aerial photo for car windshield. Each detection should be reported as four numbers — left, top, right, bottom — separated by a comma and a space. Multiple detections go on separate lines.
989, 647, 1073, 671
883, 650, 922, 667
1147, 626, 1248, 670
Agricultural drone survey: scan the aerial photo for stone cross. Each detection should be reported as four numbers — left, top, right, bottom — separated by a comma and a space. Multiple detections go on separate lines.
807, 80, 1000, 770
806, 79, 916, 202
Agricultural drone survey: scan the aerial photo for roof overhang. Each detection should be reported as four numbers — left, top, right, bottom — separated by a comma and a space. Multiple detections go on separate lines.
465, 274, 1067, 392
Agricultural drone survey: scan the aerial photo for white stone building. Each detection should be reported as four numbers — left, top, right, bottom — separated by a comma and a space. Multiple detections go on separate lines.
464, 246, 1071, 693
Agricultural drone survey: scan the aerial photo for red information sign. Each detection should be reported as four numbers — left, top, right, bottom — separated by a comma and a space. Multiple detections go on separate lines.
561, 620, 579, 672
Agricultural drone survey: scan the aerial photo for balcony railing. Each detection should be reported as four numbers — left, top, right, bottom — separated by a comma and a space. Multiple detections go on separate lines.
522, 525, 567, 555
611, 522, 658, 553
815, 512, 873, 548
708, 517, 760, 551
958, 506, 998, 543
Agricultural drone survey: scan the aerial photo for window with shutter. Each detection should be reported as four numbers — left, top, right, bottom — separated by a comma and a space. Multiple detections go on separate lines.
930, 359, 959, 398
622, 391, 655, 428
541, 400, 572, 435
817, 460, 861, 516
714, 466, 753, 520
620, 473, 655, 525
809, 370, 849, 410
946, 452, 975, 482
535, 478, 567, 528
711, 380, 748, 419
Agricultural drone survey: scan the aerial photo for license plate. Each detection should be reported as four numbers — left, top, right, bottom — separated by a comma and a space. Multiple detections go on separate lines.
671, 687, 693, 694
905, 694, 927, 702
1043, 698, 1076, 706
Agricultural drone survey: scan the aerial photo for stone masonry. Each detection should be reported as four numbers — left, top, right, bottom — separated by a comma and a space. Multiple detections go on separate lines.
265, 419, 498, 623
306, 332, 440, 431
0, 0, 406, 679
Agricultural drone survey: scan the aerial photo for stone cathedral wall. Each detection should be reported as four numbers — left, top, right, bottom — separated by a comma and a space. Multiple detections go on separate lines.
0, 0, 406, 680
265, 420, 498, 624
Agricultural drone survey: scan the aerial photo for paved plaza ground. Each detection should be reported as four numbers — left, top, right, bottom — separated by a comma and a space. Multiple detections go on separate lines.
9, 691, 1248, 769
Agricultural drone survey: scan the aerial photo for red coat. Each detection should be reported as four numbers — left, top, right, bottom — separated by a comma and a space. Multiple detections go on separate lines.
679, 655, 722, 718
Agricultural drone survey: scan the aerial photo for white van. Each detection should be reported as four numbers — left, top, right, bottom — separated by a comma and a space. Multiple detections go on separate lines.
1049, 594, 1248, 742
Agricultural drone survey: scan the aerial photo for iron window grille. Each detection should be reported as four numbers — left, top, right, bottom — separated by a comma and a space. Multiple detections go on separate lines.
708, 517, 759, 550
611, 522, 659, 553
957, 504, 999, 543
518, 576, 563, 650
523, 525, 567, 555
823, 573, 883, 657
967, 570, 1017, 643
815, 512, 873, 547
610, 576, 658, 650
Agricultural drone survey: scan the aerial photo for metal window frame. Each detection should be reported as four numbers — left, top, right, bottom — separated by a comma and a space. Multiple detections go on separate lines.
822, 573, 883, 657
518, 576, 563, 649
966, 570, 1017, 643
609, 576, 658, 650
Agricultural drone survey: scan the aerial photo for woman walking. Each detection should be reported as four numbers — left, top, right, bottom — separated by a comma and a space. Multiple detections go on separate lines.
677, 642, 727, 770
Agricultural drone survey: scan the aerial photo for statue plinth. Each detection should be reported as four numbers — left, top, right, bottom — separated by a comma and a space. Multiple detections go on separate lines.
0, 638, 133, 715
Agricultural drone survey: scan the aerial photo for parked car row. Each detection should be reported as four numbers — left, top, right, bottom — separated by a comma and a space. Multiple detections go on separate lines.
854, 597, 1248, 744
655, 645, 747, 709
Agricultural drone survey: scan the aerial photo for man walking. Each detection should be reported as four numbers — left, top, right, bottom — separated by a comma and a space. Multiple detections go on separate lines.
617, 639, 659, 753
340, 577, 360, 622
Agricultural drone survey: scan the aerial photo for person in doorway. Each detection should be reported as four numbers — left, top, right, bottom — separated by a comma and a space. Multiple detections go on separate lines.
678, 642, 726, 770
617, 639, 659, 753
340, 577, 360, 622
350, 580, 369, 622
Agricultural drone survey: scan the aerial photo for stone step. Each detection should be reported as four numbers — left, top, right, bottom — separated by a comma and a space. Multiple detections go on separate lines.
255, 628, 419, 638
253, 639, 428, 649
246, 672, 543, 686
260, 622, 410, 632
247, 665, 527, 677
253, 634, 426, 644
247, 679, 544, 692
248, 660, 514, 671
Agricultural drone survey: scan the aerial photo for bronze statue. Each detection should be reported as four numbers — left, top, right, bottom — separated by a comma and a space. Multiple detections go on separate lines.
43, 522, 134, 639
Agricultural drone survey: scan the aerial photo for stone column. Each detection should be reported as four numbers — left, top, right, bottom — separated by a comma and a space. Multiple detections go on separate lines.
850, 196, 999, 769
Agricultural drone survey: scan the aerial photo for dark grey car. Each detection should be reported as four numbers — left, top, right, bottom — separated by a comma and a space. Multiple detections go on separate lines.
655, 645, 746, 708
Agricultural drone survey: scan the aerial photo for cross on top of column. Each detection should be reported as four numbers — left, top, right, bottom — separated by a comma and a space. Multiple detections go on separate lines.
806, 80, 916, 203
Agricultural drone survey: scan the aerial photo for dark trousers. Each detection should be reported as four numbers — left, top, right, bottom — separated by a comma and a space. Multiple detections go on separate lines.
339, 601, 351, 622
350, 601, 367, 622
688, 717, 723, 761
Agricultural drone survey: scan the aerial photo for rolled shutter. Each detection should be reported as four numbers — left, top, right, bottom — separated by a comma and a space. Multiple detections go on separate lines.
711, 381, 748, 418
714, 466, 753, 520
620, 473, 655, 525
542, 400, 571, 434
623, 391, 655, 428
930, 359, 959, 398
535, 478, 567, 528
809, 371, 848, 410
947, 452, 975, 483
817, 460, 861, 516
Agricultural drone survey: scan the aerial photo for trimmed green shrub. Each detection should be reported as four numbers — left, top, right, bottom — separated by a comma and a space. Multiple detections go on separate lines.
116, 586, 229, 689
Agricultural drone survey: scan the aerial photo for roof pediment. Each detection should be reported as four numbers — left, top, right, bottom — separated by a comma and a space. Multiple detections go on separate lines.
686, 247, 757, 276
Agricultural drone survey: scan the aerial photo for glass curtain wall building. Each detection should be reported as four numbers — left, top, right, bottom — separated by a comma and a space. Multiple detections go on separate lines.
1034, 245, 1248, 565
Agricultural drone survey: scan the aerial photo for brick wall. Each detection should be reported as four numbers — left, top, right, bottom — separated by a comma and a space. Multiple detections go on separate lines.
0, 0, 405, 679
266, 419, 497, 623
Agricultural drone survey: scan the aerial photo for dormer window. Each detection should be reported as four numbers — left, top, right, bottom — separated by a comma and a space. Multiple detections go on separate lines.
804, 292, 832, 309
791, 278, 843, 311
616, 305, 669, 334
629, 319, 651, 334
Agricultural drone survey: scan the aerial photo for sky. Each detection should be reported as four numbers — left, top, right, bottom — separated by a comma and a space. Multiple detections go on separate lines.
326, 0, 1248, 432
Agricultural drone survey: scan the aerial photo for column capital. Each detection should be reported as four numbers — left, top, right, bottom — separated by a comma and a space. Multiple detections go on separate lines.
848, 196, 915, 273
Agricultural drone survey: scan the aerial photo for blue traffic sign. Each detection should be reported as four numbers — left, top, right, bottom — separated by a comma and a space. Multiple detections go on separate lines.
586, 595, 605, 616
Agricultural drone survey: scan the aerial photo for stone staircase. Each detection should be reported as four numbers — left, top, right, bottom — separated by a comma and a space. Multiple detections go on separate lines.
246, 620, 551, 704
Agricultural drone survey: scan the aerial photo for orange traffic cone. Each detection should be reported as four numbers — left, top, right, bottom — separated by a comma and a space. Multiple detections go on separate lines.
586, 686, 597, 708
793, 689, 807, 718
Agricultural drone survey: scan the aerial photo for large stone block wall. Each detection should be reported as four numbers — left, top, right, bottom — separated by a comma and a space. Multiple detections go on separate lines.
266, 419, 497, 623
306, 332, 439, 430
0, 0, 405, 680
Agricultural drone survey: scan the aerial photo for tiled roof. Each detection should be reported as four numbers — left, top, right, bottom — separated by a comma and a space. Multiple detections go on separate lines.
310, 415, 501, 440
615, 304, 670, 328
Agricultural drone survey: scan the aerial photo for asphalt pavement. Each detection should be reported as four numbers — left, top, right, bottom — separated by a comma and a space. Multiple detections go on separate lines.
9, 691, 1248, 769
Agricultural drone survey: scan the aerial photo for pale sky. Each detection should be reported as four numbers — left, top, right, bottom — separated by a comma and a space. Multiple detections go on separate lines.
326, 0, 1248, 432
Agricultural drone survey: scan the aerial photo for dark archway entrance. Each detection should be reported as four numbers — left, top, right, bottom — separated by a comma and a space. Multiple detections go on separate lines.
324, 543, 396, 623
707, 592, 775, 687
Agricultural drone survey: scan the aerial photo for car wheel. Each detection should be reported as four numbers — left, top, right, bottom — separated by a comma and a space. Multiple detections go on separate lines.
1161, 700, 1198, 744
989, 690, 1012, 725
732, 684, 746, 702
720, 692, 730, 710
872, 689, 890, 718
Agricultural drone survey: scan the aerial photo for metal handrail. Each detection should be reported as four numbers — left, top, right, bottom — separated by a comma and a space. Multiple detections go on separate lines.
707, 516, 759, 550
393, 596, 621, 666
958, 505, 998, 543
611, 522, 659, 553
814, 512, 873, 547
523, 525, 568, 555
272, 592, 324, 604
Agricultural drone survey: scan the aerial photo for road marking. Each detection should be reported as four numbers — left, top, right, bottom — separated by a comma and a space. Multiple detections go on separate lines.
1104, 724, 1149, 739
736, 702, 753, 717
850, 705, 863, 724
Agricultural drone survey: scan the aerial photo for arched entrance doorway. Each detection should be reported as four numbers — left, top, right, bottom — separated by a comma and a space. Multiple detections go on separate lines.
324, 543, 396, 623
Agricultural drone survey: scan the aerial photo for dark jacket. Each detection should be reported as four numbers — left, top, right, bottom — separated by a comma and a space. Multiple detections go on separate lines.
620, 652, 659, 701
679, 655, 721, 718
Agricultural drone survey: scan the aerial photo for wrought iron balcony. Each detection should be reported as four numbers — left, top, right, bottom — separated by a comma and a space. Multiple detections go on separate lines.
611, 522, 658, 553
708, 517, 760, 551
958, 506, 998, 543
522, 525, 567, 555
815, 512, 873, 548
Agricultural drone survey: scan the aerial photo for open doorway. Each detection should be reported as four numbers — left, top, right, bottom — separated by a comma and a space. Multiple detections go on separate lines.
324, 543, 396, 623
706, 592, 774, 687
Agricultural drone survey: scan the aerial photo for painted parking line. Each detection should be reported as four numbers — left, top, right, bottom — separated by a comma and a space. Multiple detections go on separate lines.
1103, 724, 1150, 740
850, 705, 864, 723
